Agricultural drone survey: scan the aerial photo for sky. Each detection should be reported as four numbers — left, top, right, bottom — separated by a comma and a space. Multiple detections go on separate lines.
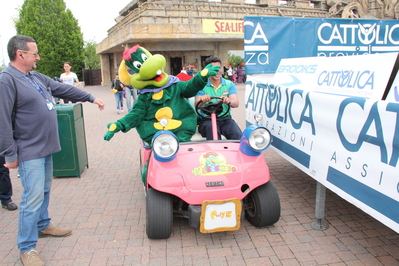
0, 0, 131, 65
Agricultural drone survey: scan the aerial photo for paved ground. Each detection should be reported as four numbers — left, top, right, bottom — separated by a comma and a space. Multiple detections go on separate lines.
1, 83, 398, 266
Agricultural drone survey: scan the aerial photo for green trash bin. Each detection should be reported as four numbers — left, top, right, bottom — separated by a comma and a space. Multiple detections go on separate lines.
52, 103, 88, 178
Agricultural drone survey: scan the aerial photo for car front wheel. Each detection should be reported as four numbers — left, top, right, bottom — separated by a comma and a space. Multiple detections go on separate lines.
146, 188, 173, 239
244, 181, 281, 227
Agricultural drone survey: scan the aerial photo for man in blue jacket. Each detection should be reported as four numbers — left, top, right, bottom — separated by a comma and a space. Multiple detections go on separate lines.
0, 35, 105, 266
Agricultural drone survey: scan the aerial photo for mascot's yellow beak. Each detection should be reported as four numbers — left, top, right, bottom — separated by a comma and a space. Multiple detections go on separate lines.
154, 107, 182, 130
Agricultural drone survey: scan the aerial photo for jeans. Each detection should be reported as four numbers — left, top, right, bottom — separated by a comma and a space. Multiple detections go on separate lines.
198, 115, 242, 140
0, 156, 13, 205
125, 87, 137, 112
114, 91, 124, 110
18, 155, 53, 253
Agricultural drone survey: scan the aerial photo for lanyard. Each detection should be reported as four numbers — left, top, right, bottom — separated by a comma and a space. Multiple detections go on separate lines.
24, 75, 49, 100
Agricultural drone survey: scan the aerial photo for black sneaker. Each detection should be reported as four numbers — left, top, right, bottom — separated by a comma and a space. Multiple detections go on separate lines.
2, 202, 18, 211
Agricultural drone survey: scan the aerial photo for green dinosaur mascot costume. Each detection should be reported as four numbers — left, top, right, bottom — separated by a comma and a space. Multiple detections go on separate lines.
104, 45, 220, 143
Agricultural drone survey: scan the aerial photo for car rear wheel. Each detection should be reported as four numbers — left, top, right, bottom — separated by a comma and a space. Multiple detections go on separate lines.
244, 181, 281, 227
146, 188, 173, 239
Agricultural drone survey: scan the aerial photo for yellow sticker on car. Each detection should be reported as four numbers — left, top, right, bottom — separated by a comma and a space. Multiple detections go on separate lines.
192, 151, 237, 176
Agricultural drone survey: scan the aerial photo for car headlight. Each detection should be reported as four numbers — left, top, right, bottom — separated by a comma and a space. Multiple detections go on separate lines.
152, 131, 179, 162
240, 125, 272, 156
249, 127, 271, 150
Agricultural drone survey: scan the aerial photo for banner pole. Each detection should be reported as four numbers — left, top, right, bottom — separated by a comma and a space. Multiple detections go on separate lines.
310, 182, 329, 231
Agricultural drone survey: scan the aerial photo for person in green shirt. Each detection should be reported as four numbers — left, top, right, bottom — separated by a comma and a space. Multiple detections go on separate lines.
195, 56, 242, 140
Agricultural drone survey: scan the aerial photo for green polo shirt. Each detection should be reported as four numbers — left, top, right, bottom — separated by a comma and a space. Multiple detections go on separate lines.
196, 78, 236, 116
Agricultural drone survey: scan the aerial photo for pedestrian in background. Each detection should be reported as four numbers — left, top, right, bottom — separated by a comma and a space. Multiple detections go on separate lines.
237, 65, 243, 84
0, 156, 18, 211
186, 66, 194, 76
222, 64, 228, 78
227, 65, 233, 81
232, 67, 237, 84
60, 62, 80, 87
0, 35, 105, 266
181, 66, 187, 74
111, 73, 125, 114
60, 62, 80, 103
125, 85, 138, 112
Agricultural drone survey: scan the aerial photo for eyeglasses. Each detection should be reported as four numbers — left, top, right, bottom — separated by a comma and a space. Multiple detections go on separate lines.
20, 50, 39, 56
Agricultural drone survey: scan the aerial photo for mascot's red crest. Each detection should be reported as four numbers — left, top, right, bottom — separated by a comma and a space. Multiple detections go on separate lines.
123, 45, 140, 61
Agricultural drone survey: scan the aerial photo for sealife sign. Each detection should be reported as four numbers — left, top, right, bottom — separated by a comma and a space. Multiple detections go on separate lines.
202, 19, 244, 34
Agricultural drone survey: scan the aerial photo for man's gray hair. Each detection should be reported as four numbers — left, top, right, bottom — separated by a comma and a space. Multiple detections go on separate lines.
8, 35, 36, 61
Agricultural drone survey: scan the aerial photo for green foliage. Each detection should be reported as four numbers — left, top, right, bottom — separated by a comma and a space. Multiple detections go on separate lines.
0, 63, 6, 72
228, 53, 244, 68
84, 40, 101, 69
15, 0, 84, 79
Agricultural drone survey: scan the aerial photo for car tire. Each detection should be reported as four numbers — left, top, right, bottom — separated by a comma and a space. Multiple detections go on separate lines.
244, 181, 281, 227
146, 188, 173, 239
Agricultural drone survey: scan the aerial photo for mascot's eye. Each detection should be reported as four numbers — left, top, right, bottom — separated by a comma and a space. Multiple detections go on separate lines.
141, 53, 148, 61
133, 61, 142, 69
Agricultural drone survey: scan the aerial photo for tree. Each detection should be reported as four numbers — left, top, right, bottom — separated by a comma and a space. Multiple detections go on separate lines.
84, 40, 100, 69
228, 53, 244, 68
15, 0, 84, 79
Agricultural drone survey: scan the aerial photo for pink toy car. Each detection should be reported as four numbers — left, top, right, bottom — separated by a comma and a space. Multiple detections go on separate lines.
140, 97, 280, 239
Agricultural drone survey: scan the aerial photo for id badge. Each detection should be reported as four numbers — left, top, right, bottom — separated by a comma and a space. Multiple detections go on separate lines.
46, 101, 55, 110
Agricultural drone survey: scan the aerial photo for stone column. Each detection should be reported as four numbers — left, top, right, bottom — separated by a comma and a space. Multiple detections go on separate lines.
218, 42, 230, 67
100, 54, 111, 86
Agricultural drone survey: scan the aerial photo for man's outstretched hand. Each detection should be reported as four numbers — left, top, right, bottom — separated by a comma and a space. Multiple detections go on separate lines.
93, 98, 105, 110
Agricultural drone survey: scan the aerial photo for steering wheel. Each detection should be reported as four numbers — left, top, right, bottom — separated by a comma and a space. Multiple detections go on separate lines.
195, 96, 231, 119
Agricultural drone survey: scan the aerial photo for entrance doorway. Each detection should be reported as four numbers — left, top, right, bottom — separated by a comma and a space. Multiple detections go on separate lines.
170, 57, 182, 76
201, 55, 212, 69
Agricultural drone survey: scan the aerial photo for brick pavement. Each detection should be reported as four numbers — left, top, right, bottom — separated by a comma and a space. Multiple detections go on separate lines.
1, 83, 398, 266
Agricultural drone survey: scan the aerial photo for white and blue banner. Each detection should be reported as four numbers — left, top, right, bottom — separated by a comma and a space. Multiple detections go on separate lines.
245, 36, 399, 232
273, 53, 399, 101
244, 17, 399, 74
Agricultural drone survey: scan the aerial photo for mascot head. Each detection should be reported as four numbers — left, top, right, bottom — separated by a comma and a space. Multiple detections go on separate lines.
118, 45, 169, 90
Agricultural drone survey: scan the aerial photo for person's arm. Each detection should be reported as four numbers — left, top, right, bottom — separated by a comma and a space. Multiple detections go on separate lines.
119, 81, 125, 89
226, 81, 239, 108
0, 76, 18, 167
72, 73, 80, 87
227, 94, 239, 108
74, 77, 80, 87
38, 73, 103, 108
104, 94, 148, 141
179, 64, 221, 98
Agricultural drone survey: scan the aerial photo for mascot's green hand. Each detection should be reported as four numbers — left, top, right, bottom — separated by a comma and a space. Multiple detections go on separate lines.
104, 122, 123, 141
201, 64, 220, 77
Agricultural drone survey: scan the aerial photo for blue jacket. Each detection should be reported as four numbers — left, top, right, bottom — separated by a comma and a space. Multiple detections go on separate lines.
0, 65, 95, 163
